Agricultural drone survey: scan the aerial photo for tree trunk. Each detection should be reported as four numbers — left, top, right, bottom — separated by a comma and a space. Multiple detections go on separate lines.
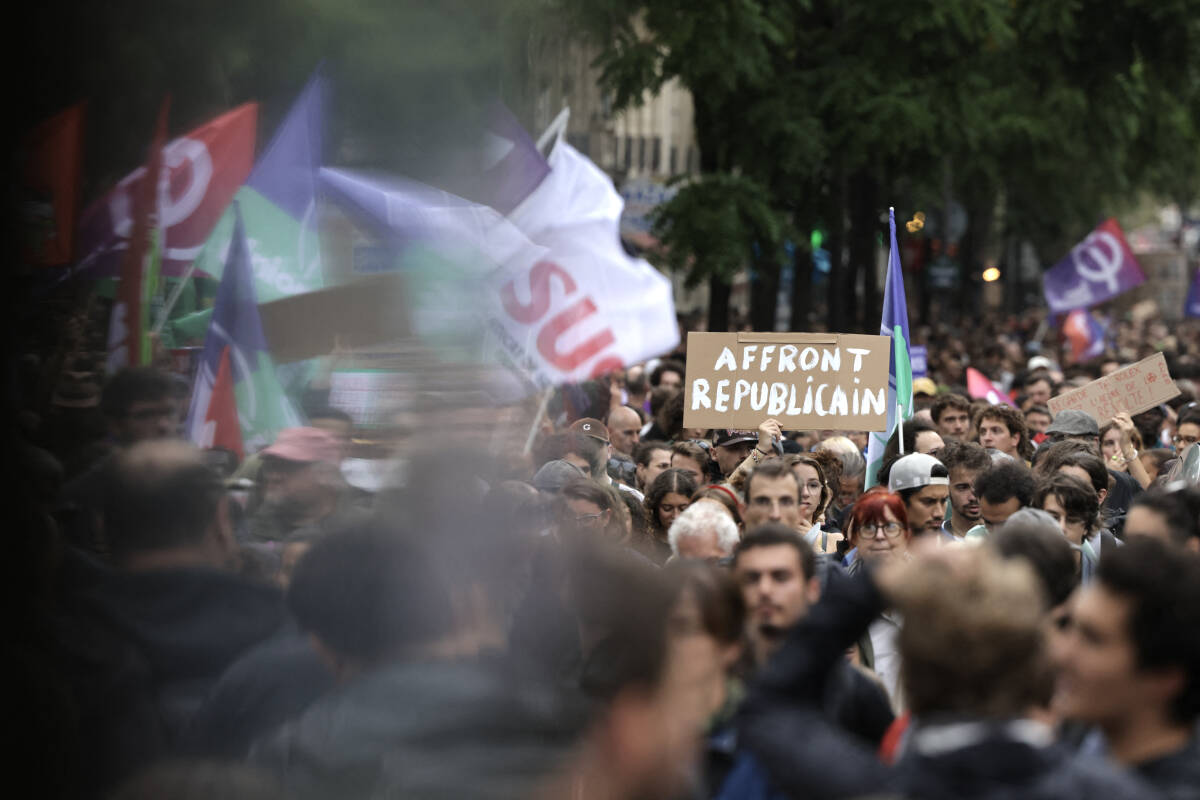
848, 170, 879, 332
790, 239, 813, 330
826, 167, 849, 331
708, 273, 732, 332
749, 251, 780, 331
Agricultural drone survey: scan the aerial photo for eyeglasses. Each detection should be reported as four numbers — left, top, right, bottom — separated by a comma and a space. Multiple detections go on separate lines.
1173, 434, 1200, 448
573, 512, 605, 526
859, 521, 905, 538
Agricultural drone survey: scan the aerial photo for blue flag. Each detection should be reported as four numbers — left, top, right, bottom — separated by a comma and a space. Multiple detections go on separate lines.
1187, 268, 1200, 318
865, 208, 913, 488
186, 205, 302, 454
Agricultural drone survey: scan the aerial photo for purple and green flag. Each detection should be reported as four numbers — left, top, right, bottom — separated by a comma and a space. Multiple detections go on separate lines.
865, 207, 914, 487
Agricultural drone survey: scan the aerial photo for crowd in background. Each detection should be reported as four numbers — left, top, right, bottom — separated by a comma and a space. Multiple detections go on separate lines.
8, 302, 1200, 799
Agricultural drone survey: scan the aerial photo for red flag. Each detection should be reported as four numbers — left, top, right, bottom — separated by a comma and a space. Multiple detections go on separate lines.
22, 104, 85, 266
966, 367, 1017, 408
107, 98, 169, 373
204, 346, 244, 459
79, 103, 257, 276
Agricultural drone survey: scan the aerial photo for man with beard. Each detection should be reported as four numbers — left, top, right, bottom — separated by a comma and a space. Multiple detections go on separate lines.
887, 453, 950, 539
248, 427, 369, 545
933, 441, 992, 540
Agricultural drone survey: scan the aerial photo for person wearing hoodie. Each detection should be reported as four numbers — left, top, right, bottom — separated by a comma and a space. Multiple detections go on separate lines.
54, 440, 287, 796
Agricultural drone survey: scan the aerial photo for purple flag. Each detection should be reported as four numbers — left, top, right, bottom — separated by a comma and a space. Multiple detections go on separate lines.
1043, 218, 1145, 312
1186, 268, 1200, 318
246, 68, 326, 221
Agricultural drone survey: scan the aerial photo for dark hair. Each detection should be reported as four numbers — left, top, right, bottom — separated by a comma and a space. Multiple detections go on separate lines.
560, 477, 626, 542
978, 405, 1033, 460
883, 418, 940, 463
670, 440, 710, 473
655, 391, 686, 441
1129, 486, 1200, 546
100, 367, 173, 418
1024, 374, 1053, 391
1132, 407, 1166, 450
288, 520, 454, 663
1034, 473, 1101, 536
1025, 404, 1053, 420
974, 461, 1036, 507
930, 393, 971, 425
564, 432, 607, 480
1055, 451, 1109, 497
991, 523, 1078, 608
644, 469, 699, 537
626, 368, 649, 395
1032, 439, 1101, 473
1179, 409, 1200, 430
633, 439, 671, 467
103, 441, 225, 560
648, 386, 675, 418
664, 561, 746, 645
743, 458, 800, 506
934, 440, 992, 475
733, 523, 816, 581
650, 359, 685, 388
1097, 538, 1200, 724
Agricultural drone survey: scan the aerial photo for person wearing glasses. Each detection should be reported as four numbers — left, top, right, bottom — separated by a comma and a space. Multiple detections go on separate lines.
843, 488, 912, 710
1174, 408, 1200, 453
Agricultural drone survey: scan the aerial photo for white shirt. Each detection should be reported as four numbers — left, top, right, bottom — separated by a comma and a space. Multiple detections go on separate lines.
869, 612, 904, 712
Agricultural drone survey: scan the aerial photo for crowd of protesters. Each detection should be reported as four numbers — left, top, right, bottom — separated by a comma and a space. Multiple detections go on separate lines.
8, 305, 1200, 799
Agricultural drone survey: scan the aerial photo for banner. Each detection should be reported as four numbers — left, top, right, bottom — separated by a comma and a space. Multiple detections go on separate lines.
865, 208, 913, 487
185, 205, 302, 456
106, 99, 168, 373
22, 104, 85, 266
966, 367, 1017, 408
682, 332, 890, 431
1048, 353, 1179, 426
1043, 218, 1145, 312
78, 103, 257, 278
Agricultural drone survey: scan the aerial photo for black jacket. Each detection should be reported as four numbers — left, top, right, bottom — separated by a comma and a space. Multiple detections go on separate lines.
249, 654, 591, 800
738, 568, 1162, 799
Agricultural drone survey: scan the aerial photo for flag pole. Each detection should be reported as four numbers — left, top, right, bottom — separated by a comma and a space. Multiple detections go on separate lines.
896, 402, 906, 456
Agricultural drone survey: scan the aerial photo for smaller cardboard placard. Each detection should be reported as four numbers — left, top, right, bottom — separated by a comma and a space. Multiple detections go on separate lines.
1048, 352, 1179, 425
682, 332, 891, 431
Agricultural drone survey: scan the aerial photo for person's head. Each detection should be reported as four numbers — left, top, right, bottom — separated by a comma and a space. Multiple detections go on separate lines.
1053, 538, 1200, 733
893, 548, 1047, 718
731, 524, 818, 662
883, 418, 944, 464
742, 459, 802, 531
887, 452, 950, 537
1174, 409, 1200, 452
625, 365, 648, 398
259, 427, 345, 520
670, 440, 710, 484
1023, 375, 1054, 407
668, 501, 740, 563
1043, 409, 1101, 451
1054, 451, 1109, 506
1024, 405, 1053, 436
1139, 448, 1175, 483
782, 453, 831, 527
977, 405, 1031, 461
814, 436, 866, 508
930, 393, 972, 440
934, 441, 992, 527
101, 367, 177, 445
1125, 486, 1200, 551
991, 510, 1079, 610
633, 441, 673, 491
1098, 420, 1142, 470
974, 460, 1037, 533
103, 440, 233, 567
711, 429, 758, 478
564, 429, 609, 480
606, 406, 643, 459
691, 485, 743, 529
305, 405, 354, 456
650, 359, 685, 393
1034, 473, 1101, 546
560, 477, 624, 541
846, 488, 911, 564
644, 468, 699, 537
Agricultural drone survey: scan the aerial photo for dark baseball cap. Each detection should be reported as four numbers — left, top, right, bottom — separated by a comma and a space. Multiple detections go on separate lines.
712, 429, 758, 448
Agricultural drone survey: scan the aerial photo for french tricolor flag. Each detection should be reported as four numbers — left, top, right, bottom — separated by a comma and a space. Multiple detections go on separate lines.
1064, 310, 1106, 363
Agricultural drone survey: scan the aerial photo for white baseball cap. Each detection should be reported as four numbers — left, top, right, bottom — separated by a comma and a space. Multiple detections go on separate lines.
888, 453, 950, 492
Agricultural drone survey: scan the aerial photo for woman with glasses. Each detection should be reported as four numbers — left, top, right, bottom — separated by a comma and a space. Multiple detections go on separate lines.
843, 488, 912, 710
783, 454, 844, 556
558, 478, 629, 546
642, 469, 699, 565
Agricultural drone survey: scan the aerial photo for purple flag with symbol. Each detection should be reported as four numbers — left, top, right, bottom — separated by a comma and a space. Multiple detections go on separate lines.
1043, 218, 1145, 313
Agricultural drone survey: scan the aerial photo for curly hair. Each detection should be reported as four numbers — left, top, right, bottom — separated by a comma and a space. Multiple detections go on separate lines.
643, 468, 699, 539
977, 405, 1033, 461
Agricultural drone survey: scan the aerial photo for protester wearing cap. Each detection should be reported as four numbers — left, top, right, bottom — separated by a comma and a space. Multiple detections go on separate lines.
248, 427, 369, 545
532, 459, 587, 494
887, 452, 950, 538
568, 416, 644, 500
912, 377, 938, 412
711, 428, 760, 480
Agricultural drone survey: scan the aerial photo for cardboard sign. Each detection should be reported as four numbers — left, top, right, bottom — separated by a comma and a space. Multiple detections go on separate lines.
1048, 352, 1179, 425
683, 332, 891, 431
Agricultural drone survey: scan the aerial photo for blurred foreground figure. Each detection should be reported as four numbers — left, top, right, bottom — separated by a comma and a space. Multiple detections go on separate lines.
734, 546, 1159, 798
55, 440, 286, 796
1052, 537, 1200, 796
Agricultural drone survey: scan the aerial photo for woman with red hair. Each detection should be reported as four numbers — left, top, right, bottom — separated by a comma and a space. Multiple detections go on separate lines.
845, 487, 911, 712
